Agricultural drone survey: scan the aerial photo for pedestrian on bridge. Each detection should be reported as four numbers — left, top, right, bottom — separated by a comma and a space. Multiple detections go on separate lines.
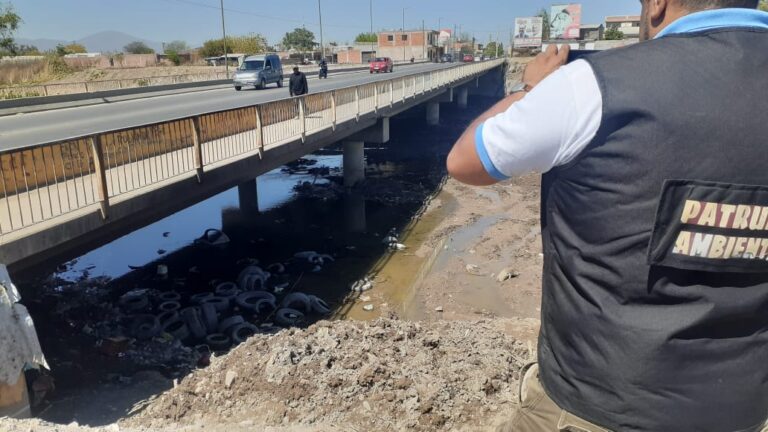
447, 1, 768, 431
289, 66, 309, 97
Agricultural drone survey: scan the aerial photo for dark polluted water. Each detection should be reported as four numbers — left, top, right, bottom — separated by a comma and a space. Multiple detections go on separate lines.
13, 97, 497, 424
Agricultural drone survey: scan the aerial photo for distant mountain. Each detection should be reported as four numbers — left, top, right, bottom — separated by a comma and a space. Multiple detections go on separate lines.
17, 31, 163, 54
77, 31, 163, 53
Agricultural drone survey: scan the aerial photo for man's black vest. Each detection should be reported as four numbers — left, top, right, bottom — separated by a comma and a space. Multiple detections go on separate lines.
538, 28, 768, 432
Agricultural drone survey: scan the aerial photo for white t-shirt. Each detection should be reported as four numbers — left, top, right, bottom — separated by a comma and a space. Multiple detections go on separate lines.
475, 59, 602, 180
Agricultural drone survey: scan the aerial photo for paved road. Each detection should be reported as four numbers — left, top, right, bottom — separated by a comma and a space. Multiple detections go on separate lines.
1, 63, 458, 150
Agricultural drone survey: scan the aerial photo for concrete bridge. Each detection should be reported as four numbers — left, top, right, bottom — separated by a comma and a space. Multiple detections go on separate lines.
0, 59, 506, 271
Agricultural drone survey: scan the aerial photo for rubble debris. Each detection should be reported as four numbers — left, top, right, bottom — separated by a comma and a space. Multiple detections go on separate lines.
497, 268, 520, 283
125, 319, 530, 432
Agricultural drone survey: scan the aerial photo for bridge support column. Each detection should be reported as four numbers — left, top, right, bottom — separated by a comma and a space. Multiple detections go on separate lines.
457, 86, 469, 109
237, 179, 259, 215
343, 141, 365, 188
426, 102, 440, 126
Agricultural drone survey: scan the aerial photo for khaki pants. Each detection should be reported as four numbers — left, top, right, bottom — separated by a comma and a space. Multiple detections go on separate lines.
496, 364, 612, 432
497, 364, 768, 432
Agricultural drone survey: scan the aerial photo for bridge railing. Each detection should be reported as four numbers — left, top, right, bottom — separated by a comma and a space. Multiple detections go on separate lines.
0, 59, 504, 237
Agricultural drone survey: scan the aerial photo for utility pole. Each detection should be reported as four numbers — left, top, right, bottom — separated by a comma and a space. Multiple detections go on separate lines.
318, 0, 324, 62
220, 0, 228, 77
422, 19, 425, 60
370, 0, 375, 56
496, 32, 500, 58
402, 7, 407, 62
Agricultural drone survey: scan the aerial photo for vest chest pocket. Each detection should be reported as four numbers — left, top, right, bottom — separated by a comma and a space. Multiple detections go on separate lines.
648, 179, 768, 273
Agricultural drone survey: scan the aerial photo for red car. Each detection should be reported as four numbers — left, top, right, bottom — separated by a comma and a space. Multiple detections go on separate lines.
463, 54, 475, 62
369, 57, 394, 73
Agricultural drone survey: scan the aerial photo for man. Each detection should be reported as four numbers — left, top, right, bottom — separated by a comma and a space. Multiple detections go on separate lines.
289, 66, 308, 97
447, 1, 768, 431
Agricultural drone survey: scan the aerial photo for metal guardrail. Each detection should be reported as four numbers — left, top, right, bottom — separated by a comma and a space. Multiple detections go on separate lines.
0, 59, 504, 237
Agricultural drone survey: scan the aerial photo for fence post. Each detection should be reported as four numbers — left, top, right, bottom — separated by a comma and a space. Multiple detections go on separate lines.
374, 84, 379, 113
299, 97, 306, 143
83, 82, 90, 93
89, 135, 110, 220
413, 76, 418, 99
355, 87, 360, 122
43, 86, 49, 97
331, 90, 337, 130
389, 81, 394, 107
191, 117, 204, 183
254, 105, 264, 158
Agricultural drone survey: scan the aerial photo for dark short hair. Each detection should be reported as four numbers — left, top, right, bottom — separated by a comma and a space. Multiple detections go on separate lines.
293, 66, 299, 71
675, 0, 759, 9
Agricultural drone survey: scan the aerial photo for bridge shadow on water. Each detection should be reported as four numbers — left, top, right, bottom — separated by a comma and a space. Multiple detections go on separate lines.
13, 96, 499, 426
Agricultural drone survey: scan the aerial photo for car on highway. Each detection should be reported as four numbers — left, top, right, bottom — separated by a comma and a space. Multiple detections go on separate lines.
233, 54, 284, 91
440, 54, 453, 63
369, 57, 394, 74
463, 54, 475, 62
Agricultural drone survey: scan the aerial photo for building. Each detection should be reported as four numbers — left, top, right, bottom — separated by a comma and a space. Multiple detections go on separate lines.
332, 44, 377, 64
580, 24, 605, 41
605, 15, 641, 39
376, 30, 439, 62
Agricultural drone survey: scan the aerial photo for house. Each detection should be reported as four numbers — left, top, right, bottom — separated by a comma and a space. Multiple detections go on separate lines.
333, 44, 377, 64
580, 24, 605, 41
376, 30, 439, 62
605, 15, 641, 39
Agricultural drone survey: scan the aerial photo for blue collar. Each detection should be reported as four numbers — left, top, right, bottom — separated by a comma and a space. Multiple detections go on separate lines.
656, 8, 768, 38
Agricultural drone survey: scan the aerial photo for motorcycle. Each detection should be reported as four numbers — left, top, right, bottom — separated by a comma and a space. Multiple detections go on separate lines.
318, 64, 328, 79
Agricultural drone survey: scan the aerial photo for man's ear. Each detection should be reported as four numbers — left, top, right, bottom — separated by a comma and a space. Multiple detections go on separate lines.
649, 0, 669, 24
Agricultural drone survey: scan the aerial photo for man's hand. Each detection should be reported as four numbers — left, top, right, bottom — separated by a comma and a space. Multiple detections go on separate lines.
522, 44, 570, 89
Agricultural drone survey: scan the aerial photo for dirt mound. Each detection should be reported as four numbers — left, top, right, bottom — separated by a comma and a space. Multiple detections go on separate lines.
125, 318, 533, 431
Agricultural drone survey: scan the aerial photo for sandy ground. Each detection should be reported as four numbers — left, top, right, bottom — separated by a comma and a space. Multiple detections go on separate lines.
50, 66, 229, 84
407, 175, 543, 343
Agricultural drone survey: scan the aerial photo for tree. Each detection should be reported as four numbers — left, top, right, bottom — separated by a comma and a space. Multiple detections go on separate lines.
459, 44, 474, 55
483, 41, 503, 58
199, 34, 267, 57
0, 2, 21, 56
124, 41, 155, 54
164, 40, 189, 53
604, 27, 624, 40
281, 27, 316, 52
760, 0, 768, 11
354, 32, 377, 43
536, 8, 551, 41
55, 42, 87, 56
16, 44, 38, 55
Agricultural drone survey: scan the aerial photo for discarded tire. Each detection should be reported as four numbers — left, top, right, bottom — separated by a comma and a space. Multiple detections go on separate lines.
190, 292, 215, 304
218, 315, 245, 334
237, 266, 270, 291
131, 314, 160, 340
181, 307, 207, 340
120, 293, 149, 312
236, 291, 277, 312
230, 323, 259, 344
215, 282, 239, 299
200, 296, 230, 313
162, 319, 190, 341
157, 310, 179, 326
275, 308, 305, 327
253, 298, 277, 316
157, 291, 181, 303
281, 293, 312, 314
205, 333, 231, 351
201, 303, 219, 334
158, 301, 181, 313
309, 295, 331, 315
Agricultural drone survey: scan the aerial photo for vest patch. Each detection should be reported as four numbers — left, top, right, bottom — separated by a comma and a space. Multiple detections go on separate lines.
648, 180, 768, 272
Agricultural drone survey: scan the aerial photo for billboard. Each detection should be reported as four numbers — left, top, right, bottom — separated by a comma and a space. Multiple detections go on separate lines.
550, 4, 582, 39
514, 17, 544, 48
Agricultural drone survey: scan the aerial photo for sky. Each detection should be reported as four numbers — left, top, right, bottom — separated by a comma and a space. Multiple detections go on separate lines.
11, 0, 641, 47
